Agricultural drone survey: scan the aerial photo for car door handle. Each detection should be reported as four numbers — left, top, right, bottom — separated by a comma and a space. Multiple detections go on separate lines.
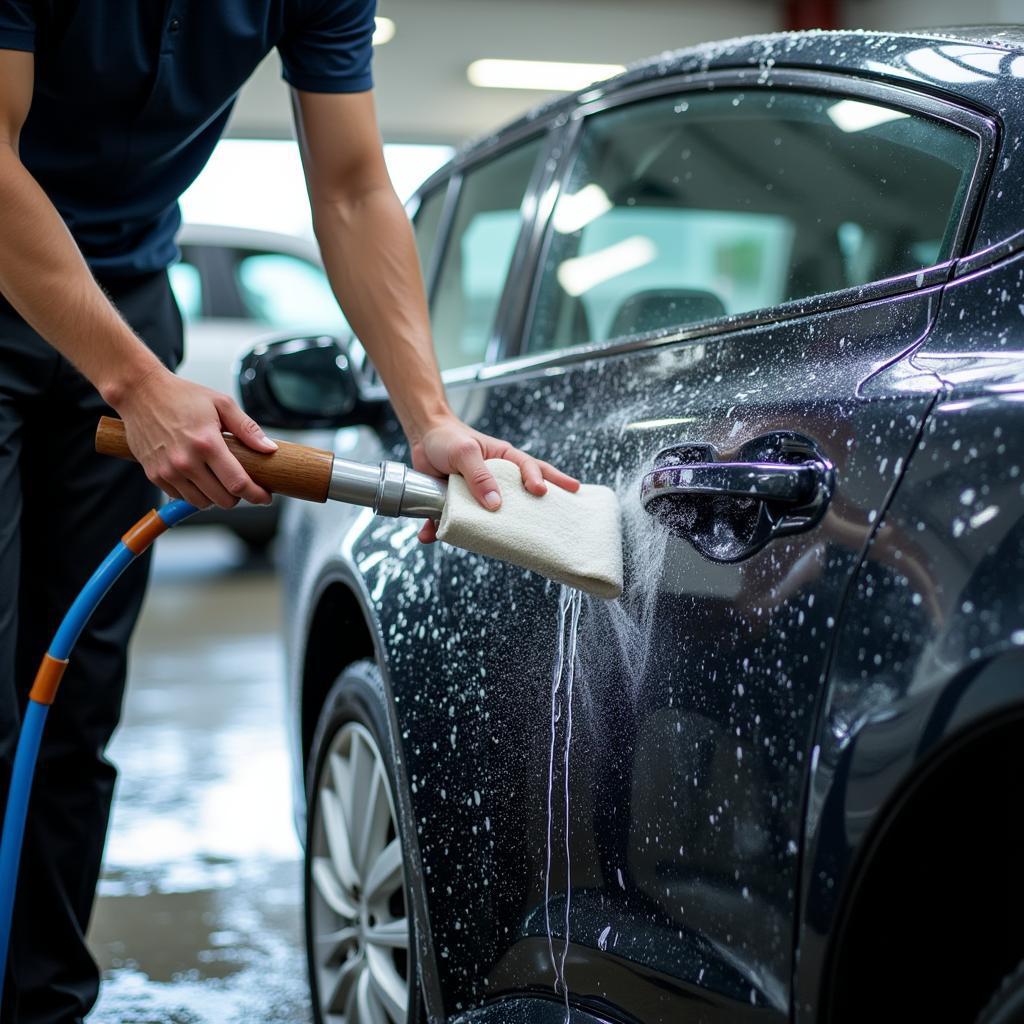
640, 462, 818, 506
639, 435, 835, 562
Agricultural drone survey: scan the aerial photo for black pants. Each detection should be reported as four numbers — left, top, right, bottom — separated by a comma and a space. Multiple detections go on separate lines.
0, 272, 183, 1024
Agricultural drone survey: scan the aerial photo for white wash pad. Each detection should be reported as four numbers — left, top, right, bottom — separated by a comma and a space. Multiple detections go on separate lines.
437, 459, 623, 599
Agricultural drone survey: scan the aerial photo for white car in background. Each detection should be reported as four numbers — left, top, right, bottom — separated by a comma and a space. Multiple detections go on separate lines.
170, 223, 346, 552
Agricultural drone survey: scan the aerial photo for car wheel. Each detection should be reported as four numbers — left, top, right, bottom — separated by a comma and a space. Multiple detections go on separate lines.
304, 660, 420, 1024
978, 961, 1024, 1023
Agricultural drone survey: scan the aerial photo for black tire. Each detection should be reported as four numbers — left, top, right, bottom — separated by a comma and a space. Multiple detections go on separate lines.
978, 962, 1024, 1024
304, 660, 423, 1024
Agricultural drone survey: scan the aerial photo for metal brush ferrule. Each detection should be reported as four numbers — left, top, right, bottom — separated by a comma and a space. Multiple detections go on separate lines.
328, 457, 446, 518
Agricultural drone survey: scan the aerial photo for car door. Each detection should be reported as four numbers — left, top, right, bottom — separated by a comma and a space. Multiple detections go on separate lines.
374, 73, 993, 1022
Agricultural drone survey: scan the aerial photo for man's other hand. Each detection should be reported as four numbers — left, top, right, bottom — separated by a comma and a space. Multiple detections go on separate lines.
114, 366, 277, 509
411, 415, 580, 544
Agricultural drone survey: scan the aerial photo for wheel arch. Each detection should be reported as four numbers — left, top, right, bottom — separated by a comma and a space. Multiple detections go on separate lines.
300, 576, 376, 783
818, 651, 1024, 1022
298, 561, 447, 1021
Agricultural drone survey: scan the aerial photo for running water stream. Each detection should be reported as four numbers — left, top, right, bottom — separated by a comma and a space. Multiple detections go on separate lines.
541, 468, 669, 1020
545, 585, 583, 1022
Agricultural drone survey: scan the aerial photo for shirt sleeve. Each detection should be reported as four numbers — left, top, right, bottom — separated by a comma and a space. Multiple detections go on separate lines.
0, 0, 36, 52
279, 0, 376, 94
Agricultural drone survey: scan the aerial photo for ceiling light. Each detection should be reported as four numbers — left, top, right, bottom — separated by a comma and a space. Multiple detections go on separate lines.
373, 17, 395, 46
826, 99, 910, 133
557, 236, 657, 297
467, 59, 625, 92
553, 184, 612, 234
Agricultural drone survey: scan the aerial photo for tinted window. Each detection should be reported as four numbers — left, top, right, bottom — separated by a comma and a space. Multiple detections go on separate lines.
527, 90, 977, 352
413, 184, 447, 285
234, 252, 347, 335
431, 138, 543, 371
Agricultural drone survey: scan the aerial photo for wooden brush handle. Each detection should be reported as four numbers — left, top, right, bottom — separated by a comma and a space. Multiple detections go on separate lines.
95, 415, 333, 503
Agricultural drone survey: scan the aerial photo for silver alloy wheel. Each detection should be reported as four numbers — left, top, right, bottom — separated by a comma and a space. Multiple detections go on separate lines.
310, 721, 410, 1023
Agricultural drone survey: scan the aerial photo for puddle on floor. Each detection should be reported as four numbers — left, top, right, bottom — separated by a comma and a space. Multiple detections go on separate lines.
86, 529, 310, 1023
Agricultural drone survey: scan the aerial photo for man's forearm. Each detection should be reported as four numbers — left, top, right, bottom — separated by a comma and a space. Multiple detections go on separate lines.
312, 184, 452, 442
0, 144, 162, 403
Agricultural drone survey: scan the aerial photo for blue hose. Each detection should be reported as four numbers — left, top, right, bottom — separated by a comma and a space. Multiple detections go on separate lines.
0, 499, 198, 998
0, 702, 47, 981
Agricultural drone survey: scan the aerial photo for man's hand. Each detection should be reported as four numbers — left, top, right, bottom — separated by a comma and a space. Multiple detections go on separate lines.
114, 365, 277, 509
412, 415, 580, 543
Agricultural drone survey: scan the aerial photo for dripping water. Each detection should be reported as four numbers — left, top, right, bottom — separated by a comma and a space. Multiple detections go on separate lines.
544, 588, 570, 993
545, 585, 582, 1021
542, 471, 670, 1020
560, 589, 582, 1020
586, 465, 670, 700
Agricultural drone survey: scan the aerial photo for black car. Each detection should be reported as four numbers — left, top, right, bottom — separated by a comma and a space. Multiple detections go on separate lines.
242, 27, 1024, 1024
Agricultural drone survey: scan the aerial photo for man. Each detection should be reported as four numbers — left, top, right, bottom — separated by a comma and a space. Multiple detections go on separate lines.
0, 2, 578, 1020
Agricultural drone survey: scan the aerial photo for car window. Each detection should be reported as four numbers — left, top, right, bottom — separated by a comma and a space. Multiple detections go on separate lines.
168, 259, 202, 322
413, 184, 447, 285
234, 251, 348, 335
431, 138, 543, 371
526, 89, 978, 353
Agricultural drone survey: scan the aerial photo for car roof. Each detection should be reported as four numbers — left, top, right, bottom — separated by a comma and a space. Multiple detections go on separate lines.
177, 222, 322, 263
416, 26, 1024, 196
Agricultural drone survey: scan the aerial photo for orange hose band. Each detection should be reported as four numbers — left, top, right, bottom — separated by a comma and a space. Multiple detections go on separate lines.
29, 654, 69, 706
121, 509, 168, 554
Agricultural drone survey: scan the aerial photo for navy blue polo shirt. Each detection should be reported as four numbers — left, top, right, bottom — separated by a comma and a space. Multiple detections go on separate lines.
0, 0, 375, 276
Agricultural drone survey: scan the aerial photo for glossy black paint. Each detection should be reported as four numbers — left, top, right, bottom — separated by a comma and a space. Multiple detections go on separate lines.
797, 248, 1024, 1022
273, 28, 1024, 1023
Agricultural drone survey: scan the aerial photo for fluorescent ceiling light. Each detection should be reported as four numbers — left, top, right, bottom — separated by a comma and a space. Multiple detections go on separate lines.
557, 236, 657, 297
553, 184, 612, 234
826, 99, 910, 133
373, 17, 396, 46
467, 59, 625, 92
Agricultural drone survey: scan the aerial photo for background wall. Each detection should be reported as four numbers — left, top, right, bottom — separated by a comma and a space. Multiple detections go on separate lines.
844, 0, 1024, 30
228, 0, 781, 143
228, 0, 1024, 147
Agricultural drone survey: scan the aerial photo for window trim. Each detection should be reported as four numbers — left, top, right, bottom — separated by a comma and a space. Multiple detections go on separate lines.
484, 66, 997, 382
407, 120, 562, 385
407, 176, 458, 307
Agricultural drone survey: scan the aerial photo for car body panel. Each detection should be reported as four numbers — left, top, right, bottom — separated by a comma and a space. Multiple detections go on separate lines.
331, 286, 945, 1023
277, 27, 1024, 1024
796, 247, 1024, 1019
450, 996, 616, 1024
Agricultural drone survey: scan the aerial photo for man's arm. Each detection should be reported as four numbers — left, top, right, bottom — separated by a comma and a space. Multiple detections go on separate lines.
292, 88, 578, 538
0, 49, 275, 510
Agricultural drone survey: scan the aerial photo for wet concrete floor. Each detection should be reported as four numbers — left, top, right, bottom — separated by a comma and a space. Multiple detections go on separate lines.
86, 527, 312, 1023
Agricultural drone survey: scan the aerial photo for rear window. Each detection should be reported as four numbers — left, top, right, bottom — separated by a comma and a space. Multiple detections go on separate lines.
413, 184, 447, 285
526, 89, 978, 353
430, 138, 543, 370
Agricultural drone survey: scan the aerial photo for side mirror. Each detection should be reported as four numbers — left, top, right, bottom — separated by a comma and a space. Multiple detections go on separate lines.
238, 335, 381, 430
